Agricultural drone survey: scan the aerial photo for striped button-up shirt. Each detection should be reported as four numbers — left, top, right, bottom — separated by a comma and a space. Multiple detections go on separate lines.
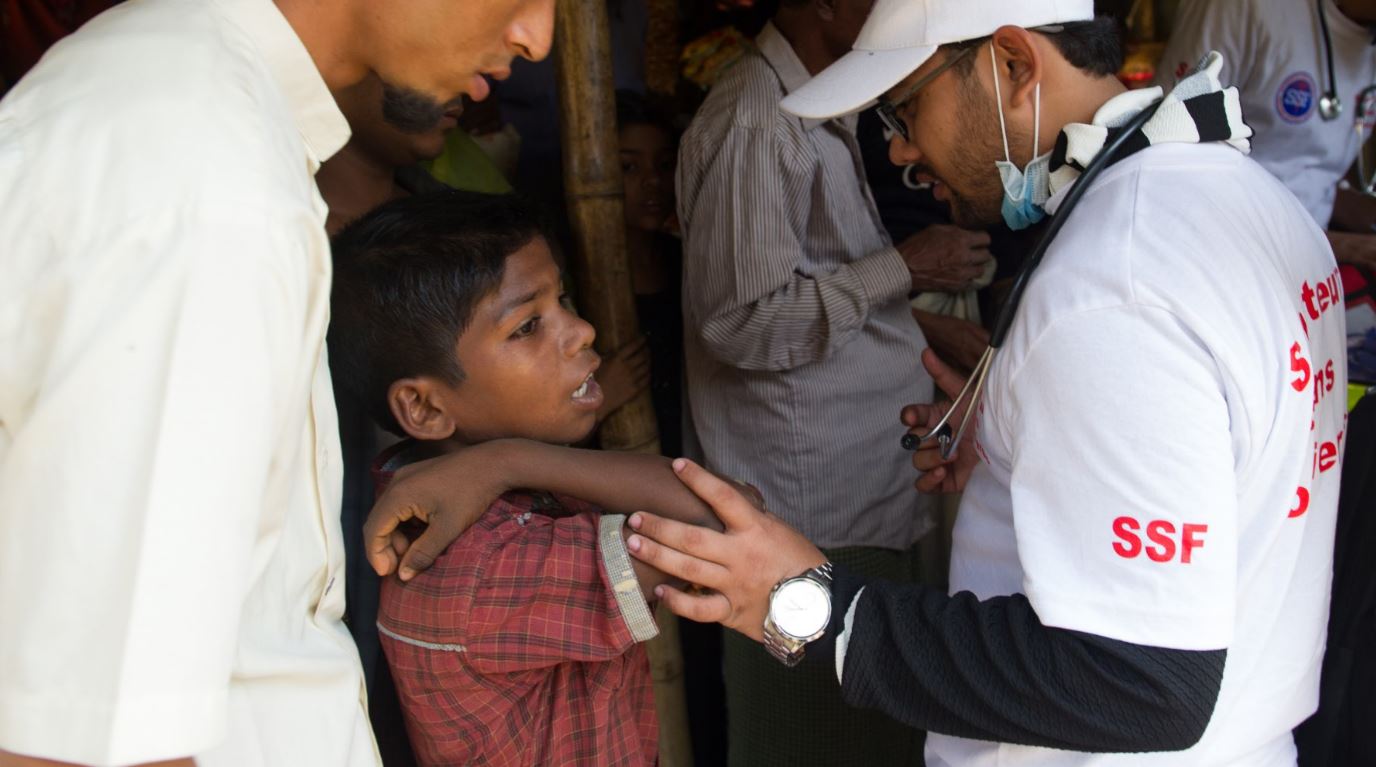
678, 22, 935, 550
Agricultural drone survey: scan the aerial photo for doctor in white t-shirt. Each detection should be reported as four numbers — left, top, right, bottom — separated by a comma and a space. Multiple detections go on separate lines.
609, 0, 1348, 765
1157, 0, 1376, 270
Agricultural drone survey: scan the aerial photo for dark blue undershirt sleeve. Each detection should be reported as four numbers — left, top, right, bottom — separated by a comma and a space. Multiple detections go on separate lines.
803, 566, 1226, 753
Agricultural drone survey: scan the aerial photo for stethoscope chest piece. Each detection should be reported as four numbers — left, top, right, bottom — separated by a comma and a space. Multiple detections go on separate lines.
1320, 93, 1344, 121
1318, 0, 1343, 121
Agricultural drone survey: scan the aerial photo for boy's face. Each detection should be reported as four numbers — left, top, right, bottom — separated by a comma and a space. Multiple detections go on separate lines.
439, 238, 604, 445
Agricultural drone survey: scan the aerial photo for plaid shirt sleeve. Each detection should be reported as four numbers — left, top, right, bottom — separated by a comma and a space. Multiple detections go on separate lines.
460, 496, 658, 674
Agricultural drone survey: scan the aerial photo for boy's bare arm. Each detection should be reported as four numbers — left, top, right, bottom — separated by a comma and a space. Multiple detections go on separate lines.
364, 439, 734, 599
482, 440, 728, 600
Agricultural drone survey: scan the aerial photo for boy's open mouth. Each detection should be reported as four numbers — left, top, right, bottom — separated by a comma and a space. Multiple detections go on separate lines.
573, 372, 596, 400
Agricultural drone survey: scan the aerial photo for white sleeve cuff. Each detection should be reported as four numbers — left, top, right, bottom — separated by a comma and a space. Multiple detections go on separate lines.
598, 514, 659, 643
835, 585, 866, 686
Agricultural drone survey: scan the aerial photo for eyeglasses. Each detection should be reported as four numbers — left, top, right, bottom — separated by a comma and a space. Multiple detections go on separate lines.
876, 46, 977, 143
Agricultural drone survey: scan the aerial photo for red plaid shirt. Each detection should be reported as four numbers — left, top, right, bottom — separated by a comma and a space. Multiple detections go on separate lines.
373, 442, 659, 767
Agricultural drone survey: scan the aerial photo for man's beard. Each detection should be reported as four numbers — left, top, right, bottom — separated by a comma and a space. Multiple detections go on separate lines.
939, 79, 1017, 229
380, 81, 462, 134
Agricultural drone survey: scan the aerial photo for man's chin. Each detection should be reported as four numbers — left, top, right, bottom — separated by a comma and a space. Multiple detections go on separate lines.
379, 79, 460, 136
947, 197, 1003, 231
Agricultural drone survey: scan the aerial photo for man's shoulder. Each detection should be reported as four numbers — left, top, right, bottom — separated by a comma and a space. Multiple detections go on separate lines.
1037, 142, 1324, 328
1, 0, 301, 201
1073, 142, 1290, 233
684, 50, 788, 141
16, 0, 271, 113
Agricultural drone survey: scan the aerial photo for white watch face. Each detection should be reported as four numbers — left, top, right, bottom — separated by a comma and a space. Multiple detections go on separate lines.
770, 578, 830, 639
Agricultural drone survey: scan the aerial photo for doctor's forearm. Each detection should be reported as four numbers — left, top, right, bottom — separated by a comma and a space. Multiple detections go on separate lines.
821, 571, 1225, 752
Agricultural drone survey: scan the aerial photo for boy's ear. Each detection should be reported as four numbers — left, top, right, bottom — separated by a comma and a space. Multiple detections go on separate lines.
387, 378, 458, 442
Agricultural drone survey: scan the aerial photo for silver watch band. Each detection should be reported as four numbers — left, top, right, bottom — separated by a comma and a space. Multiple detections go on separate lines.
762, 562, 835, 667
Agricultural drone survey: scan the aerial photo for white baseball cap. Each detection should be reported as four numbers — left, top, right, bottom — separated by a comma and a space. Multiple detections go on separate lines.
780, 0, 1095, 119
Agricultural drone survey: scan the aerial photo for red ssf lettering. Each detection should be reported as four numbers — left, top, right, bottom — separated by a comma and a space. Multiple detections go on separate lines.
1112, 516, 1142, 558
1112, 517, 1208, 564
1180, 524, 1207, 564
1145, 520, 1177, 562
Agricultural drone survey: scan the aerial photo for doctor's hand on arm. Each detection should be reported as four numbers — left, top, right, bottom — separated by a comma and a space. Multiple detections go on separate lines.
903, 348, 981, 494
897, 224, 993, 293
624, 459, 826, 641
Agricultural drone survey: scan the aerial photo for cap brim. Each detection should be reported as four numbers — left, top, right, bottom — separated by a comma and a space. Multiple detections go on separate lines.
780, 45, 938, 120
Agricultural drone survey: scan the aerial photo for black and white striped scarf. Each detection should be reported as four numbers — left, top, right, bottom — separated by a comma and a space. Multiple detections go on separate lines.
1048, 52, 1253, 198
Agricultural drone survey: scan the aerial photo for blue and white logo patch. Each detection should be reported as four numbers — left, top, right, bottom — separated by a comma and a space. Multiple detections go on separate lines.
1276, 72, 1318, 123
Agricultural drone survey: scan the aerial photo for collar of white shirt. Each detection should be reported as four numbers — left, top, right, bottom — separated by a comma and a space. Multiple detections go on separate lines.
756, 22, 858, 134
213, 0, 351, 170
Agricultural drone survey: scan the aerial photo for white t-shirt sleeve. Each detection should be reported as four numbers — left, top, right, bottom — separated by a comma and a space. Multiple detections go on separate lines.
1005, 303, 1237, 651
0, 205, 314, 765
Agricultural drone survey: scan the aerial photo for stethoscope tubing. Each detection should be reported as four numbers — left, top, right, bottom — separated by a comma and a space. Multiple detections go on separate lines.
903, 98, 1166, 459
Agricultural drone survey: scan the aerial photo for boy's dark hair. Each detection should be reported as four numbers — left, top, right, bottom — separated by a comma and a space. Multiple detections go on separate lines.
329, 189, 550, 436
615, 89, 678, 140
947, 16, 1124, 79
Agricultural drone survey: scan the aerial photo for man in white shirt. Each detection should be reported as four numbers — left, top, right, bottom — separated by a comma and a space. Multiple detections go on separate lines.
0, 1, 553, 766
1157, 0, 1376, 270
618, 0, 1347, 765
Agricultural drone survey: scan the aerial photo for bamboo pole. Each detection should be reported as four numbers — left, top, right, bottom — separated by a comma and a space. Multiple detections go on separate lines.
555, 0, 660, 456
553, 3, 693, 766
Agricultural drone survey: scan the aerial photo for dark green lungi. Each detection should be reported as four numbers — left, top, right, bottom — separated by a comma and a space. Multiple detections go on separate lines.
723, 545, 926, 767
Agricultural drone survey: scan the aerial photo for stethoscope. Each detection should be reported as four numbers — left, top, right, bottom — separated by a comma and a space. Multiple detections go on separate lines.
1319, 0, 1345, 120
902, 98, 1165, 459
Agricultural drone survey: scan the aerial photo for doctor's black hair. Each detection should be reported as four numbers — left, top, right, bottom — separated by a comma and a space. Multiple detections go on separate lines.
327, 189, 553, 436
945, 15, 1124, 79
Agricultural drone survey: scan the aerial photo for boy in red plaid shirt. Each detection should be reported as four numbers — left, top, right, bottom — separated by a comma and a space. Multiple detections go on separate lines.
328, 190, 722, 767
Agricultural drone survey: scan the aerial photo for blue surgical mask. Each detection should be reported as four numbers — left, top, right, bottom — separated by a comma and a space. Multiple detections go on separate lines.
991, 46, 1051, 231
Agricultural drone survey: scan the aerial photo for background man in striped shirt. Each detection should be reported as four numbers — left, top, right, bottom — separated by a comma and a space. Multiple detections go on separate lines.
675, 0, 995, 764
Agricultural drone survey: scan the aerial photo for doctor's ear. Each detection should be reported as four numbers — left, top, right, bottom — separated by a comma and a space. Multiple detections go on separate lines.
989, 26, 1044, 108
814, 0, 839, 22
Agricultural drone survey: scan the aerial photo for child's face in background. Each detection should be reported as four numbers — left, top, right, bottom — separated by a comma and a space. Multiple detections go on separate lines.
619, 123, 676, 233
439, 238, 604, 445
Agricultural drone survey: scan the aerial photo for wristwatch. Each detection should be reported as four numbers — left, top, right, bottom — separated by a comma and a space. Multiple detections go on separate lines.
762, 562, 834, 667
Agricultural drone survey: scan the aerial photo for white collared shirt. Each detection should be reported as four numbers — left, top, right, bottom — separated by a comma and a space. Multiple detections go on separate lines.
0, 0, 379, 764
1157, 0, 1376, 227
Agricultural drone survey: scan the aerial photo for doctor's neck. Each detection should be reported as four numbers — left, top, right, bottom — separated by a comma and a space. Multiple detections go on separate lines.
1029, 45, 1127, 157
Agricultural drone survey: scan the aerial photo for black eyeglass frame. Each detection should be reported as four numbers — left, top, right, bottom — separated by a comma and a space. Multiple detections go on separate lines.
875, 25, 1068, 143
875, 45, 978, 142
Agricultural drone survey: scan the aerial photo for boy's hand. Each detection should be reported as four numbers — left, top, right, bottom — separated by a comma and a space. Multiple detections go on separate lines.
363, 445, 508, 581
902, 349, 980, 494
625, 459, 825, 643
596, 337, 651, 421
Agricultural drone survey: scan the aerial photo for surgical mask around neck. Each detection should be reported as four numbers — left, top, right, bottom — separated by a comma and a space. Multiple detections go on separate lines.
991, 45, 1051, 230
